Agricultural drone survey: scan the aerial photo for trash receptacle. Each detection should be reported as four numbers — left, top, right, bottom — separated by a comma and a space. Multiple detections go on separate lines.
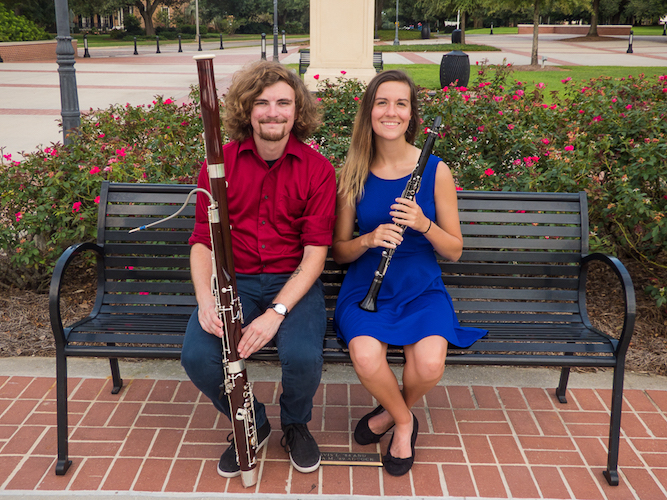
452, 29, 462, 44
440, 50, 470, 88
421, 22, 430, 39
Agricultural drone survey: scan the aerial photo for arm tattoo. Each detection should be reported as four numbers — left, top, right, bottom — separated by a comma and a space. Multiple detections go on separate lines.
287, 265, 303, 282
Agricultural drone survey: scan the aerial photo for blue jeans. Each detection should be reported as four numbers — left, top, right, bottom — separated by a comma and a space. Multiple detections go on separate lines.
181, 273, 326, 427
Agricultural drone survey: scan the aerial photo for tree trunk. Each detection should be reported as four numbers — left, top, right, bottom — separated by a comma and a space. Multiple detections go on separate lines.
588, 0, 600, 37
460, 10, 466, 45
135, 0, 159, 36
375, 0, 384, 37
531, 0, 539, 66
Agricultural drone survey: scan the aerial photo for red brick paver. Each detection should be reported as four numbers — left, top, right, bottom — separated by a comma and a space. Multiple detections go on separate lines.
1, 374, 666, 499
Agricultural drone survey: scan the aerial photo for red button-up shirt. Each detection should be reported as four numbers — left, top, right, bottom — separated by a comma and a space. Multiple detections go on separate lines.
189, 133, 337, 274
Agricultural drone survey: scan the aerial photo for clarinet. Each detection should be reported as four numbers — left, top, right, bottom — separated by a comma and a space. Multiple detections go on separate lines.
359, 115, 442, 312
194, 54, 260, 488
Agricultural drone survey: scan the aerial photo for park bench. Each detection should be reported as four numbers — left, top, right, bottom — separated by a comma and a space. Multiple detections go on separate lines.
50, 181, 635, 485
298, 48, 383, 75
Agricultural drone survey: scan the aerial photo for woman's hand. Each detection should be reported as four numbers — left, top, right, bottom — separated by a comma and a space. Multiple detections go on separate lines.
364, 223, 404, 249
390, 197, 430, 234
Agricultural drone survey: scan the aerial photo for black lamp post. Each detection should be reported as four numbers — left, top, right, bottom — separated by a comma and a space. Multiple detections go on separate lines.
54, 0, 80, 146
273, 0, 279, 62
393, 0, 399, 46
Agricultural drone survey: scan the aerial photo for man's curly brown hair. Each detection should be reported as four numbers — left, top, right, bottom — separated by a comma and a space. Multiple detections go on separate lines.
223, 61, 321, 143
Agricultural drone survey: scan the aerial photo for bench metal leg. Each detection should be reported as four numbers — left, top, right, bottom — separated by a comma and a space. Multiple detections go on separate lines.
109, 358, 123, 394
603, 362, 625, 486
55, 350, 71, 475
556, 366, 570, 404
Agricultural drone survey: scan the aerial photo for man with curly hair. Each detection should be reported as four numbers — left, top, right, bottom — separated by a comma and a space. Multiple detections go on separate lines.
181, 61, 336, 477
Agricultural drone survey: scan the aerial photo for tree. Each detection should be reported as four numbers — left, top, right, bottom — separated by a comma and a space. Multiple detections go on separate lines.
133, 0, 188, 35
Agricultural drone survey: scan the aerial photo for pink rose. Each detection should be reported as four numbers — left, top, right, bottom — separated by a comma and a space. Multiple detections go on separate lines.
564, 145, 574, 151
484, 168, 495, 176
89, 166, 101, 175
94, 196, 101, 204
313, 74, 319, 80
541, 138, 549, 145
15, 212, 22, 223
72, 202, 82, 213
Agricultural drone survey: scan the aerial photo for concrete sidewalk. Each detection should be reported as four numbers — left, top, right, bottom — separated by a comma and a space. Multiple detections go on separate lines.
1, 33, 666, 162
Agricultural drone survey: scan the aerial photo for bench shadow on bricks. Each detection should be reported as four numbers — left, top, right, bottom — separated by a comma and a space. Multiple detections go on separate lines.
49, 180, 635, 485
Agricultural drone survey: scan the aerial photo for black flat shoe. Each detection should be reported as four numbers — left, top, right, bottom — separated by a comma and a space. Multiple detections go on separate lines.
354, 405, 395, 445
382, 413, 418, 477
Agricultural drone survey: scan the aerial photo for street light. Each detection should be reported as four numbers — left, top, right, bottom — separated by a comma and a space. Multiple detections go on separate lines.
393, 0, 399, 46
273, 0, 279, 62
54, 0, 80, 147
195, 0, 199, 47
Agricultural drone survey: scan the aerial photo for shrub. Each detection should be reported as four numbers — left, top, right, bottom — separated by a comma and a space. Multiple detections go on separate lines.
1, 68, 665, 309
124, 14, 144, 36
0, 95, 205, 290
0, 4, 51, 42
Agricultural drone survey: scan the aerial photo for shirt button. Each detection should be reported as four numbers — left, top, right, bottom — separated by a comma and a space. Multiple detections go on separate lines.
264, 195, 269, 200
261, 244, 266, 249
261, 220, 266, 225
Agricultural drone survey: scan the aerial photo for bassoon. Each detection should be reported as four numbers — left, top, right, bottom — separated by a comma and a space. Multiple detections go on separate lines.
128, 54, 260, 489
359, 115, 443, 312
194, 54, 260, 487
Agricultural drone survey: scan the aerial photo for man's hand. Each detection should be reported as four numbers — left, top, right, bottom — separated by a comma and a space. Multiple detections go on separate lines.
197, 296, 224, 338
237, 309, 284, 358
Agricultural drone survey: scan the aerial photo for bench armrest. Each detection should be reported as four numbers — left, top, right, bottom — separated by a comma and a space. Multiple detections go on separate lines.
579, 253, 636, 358
49, 242, 105, 349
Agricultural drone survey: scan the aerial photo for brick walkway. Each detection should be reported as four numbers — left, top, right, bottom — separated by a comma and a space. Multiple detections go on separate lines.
2, 374, 667, 499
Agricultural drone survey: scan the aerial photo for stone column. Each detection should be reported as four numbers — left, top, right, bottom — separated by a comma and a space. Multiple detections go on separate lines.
304, 0, 376, 91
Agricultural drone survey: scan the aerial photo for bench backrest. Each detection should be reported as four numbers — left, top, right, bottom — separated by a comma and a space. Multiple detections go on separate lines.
97, 182, 197, 318
96, 183, 588, 328
449, 191, 587, 327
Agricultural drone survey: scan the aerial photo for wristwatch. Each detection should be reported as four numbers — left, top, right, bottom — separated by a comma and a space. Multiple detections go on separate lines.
268, 303, 289, 318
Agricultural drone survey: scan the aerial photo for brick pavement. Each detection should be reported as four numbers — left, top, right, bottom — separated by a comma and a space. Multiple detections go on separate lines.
2, 374, 667, 498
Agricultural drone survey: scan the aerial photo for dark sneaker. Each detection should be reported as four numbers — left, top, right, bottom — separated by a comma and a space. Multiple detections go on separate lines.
280, 423, 321, 473
217, 420, 271, 478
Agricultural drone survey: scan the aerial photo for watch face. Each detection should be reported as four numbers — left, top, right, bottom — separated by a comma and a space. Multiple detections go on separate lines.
272, 303, 287, 315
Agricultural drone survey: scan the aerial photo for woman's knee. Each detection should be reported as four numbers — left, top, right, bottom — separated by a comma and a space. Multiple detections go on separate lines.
349, 339, 385, 378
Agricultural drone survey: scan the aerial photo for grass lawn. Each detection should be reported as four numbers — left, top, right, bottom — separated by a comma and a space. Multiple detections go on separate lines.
391, 64, 667, 98
375, 43, 499, 52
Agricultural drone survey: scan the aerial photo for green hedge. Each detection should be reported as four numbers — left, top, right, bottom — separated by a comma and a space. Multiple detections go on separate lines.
0, 4, 50, 42
1, 69, 666, 308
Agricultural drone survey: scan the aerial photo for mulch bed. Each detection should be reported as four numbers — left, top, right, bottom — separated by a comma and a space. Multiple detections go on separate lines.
1, 258, 666, 375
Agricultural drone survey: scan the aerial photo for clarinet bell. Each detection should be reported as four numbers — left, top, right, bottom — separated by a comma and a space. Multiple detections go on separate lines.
359, 288, 378, 312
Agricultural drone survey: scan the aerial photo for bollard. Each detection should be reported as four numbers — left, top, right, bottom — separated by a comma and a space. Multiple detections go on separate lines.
178, 34, 182, 52
156, 35, 161, 53
261, 33, 267, 60
220, 33, 224, 50
0, 52, 3, 63
133, 36, 138, 55
490, 23, 493, 35
282, 30, 287, 53
626, 29, 633, 54
541, 56, 547, 69
663, 23, 666, 36
198, 34, 202, 52
83, 33, 90, 58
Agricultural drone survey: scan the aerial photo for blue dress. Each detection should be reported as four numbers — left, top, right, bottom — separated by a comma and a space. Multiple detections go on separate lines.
334, 155, 488, 348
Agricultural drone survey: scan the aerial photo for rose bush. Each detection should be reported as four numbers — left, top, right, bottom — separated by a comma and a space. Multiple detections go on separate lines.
1, 68, 665, 309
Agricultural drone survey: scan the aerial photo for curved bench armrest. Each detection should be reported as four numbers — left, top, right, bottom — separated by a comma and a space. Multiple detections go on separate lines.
49, 242, 104, 348
579, 253, 636, 358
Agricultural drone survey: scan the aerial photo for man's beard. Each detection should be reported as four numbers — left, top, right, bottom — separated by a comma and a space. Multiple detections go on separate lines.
256, 120, 289, 142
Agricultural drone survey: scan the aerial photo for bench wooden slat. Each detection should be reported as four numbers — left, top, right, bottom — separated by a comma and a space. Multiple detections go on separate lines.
462, 237, 581, 250
105, 243, 191, 256
444, 276, 580, 288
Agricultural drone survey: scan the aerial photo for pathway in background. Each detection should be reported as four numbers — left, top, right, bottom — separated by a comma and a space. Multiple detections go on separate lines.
1, 33, 665, 163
